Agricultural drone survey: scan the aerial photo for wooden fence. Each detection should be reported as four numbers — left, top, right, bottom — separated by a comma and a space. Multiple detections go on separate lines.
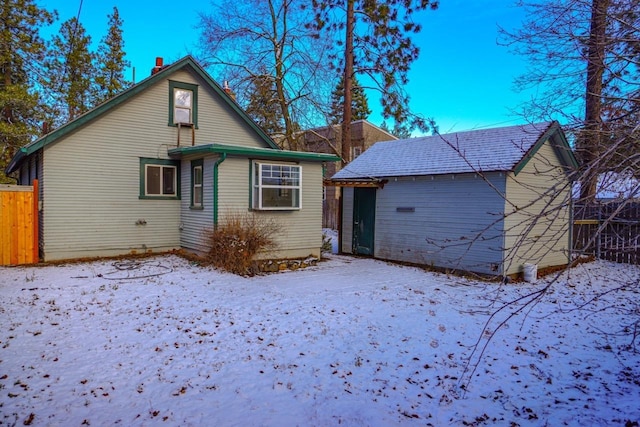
573, 201, 640, 265
0, 181, 39, 266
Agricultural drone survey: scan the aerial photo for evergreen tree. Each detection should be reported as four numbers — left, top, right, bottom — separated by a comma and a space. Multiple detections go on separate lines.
45, 18, 95, 125
380, 120, 412, 139
329, 76, 370, 125
95, 7, 130, 104
0, 0, 55, 182
245, 72, 285, 136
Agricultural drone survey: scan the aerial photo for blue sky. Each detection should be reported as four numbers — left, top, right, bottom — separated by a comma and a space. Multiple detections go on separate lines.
39, 0, 536, 133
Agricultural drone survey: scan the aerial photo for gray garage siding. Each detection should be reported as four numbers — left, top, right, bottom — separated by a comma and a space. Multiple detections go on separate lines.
372, 173, 507, 275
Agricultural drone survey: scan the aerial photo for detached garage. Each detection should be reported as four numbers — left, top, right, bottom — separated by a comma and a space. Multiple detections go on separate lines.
331, 121, 578, 277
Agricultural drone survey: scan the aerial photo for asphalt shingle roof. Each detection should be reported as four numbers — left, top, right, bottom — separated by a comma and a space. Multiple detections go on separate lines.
332, 121, 556, 180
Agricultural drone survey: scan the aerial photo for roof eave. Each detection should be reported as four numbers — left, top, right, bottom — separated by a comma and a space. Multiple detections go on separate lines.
168, 143, 340, 162
512, 121, 578, 176
5, 147, 27, 174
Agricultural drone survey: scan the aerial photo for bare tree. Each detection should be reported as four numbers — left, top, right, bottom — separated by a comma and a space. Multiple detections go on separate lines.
453, 0, 640, 387
196, 0, 334, 150
500, 0, 639, 199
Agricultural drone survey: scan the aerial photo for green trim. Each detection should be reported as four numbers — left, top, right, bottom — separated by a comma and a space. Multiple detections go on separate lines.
139, 158, 181, 199
213, 153, 227, 228
248, 159, 253, 209
190, 158, 204, 208
6, 55, 283, 174
169, 80, 199, 128
169, 143, 340, 163
513, 121, 579, 176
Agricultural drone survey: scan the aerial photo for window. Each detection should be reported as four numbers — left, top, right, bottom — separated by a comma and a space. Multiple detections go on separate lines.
353, 146, 362, 159
139, 158, 180, 199
253, 162, 301, 210
169, 81, 198, 127
191, 159, 203, 208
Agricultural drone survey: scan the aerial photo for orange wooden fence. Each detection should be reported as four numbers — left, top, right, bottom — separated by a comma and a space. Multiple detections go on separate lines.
0, 180, 39, 265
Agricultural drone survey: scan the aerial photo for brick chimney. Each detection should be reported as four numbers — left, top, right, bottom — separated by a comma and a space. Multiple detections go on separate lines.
151, 57, 164, 75
223, 80, 236, 101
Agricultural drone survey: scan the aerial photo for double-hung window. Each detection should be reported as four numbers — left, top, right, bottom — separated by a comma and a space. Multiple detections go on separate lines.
253, 162, 301, 210
169, 81, 198, 127
191, 159, 203, 208
140, 158, 180, 199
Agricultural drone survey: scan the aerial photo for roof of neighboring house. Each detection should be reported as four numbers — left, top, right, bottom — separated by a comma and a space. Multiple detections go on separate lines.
301, 120, 397, 145
6, 56, 285, 174
332, 121, 578, 180
573, 171, 640, 200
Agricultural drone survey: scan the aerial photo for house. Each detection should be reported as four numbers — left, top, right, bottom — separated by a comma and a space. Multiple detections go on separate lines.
331, 121, 578, 277
6, 56, 338, 262
574, 170, 640, 202
299, 120, 397, 228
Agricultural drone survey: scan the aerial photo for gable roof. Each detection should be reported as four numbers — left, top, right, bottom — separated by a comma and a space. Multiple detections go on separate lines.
332, 121, 578, 180
6, 55, 280, 174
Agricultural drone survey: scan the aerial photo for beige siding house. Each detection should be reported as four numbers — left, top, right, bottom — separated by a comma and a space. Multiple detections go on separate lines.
331, 122, 578, 278
6, 56, 338, 262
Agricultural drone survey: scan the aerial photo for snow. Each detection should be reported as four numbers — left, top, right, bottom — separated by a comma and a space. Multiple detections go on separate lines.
1, 254, 639, 426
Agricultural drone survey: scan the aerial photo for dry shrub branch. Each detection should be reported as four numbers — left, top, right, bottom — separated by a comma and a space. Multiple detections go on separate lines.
205, 211, 280, 276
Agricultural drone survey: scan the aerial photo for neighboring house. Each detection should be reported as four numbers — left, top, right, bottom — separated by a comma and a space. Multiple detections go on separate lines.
299, 120, 397, 228
573, 170, 640, 201
6, 56, 338, 262
331, 121, 578, 277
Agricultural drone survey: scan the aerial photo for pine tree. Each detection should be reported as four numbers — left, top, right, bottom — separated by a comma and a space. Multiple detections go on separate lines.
95, 7, 130, 104
245, 72, 286, 136
0, 0, 55, 182
45, 18, 95, 125
310, 0, 438, 164
329, 76, 370, 125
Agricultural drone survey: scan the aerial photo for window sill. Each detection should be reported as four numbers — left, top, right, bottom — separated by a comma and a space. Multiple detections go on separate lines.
139, 195, 180, 200
190, 206, 204, 210
253, 207, 301, 211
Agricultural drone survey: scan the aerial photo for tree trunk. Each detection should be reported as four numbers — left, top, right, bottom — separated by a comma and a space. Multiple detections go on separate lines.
269, 0, 297, 150
341, 0, 354, 167
579, 0, 610, 202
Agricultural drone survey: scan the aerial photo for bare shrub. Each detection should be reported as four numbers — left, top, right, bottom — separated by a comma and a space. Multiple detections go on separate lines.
205, 211, 280, 276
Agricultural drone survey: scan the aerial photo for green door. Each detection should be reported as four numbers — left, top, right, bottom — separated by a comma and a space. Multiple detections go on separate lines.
353, 187, 376, 255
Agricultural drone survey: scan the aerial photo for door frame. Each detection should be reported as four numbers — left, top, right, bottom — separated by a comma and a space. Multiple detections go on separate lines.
352, 187, 376, 255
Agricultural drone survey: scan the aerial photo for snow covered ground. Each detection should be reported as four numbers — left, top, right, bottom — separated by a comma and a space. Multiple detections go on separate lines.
1, 252, 639, 426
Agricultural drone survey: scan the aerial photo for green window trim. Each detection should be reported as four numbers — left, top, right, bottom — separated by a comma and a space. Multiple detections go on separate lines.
139, 158, 181, 200
191, 158, 204, 209
168, 80, 199, 128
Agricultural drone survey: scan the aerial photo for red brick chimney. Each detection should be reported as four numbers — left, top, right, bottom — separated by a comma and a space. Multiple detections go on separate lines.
151, 57, 164, 75
223, 80, 236, 101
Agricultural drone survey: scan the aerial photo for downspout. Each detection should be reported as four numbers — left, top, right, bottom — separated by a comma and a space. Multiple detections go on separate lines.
213, 153, 227, 229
